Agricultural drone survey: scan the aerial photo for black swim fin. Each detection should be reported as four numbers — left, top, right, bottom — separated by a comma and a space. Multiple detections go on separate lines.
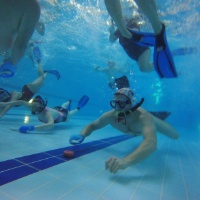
115, 76, 130, 89
154, 24, 178, 78
150, 111, 171, 120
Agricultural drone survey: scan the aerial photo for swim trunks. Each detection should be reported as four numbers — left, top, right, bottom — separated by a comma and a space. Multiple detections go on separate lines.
18, 85, 34, 101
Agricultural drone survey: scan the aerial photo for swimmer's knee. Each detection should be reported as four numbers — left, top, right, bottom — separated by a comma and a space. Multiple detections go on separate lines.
139, 65, 150, 73
171, 132, 180, 140
173, 133, 180, 140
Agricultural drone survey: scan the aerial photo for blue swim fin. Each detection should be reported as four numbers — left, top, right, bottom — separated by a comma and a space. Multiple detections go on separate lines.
77, 95, 89, 110
172, 47, 197, 56
33, 46, 42, 63
44, 70, 61, 80
0, 61, 16, 78
128, 28, 155, 47
154, 24, 178, 78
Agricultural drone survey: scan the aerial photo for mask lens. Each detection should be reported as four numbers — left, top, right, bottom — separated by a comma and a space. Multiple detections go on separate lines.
110, 100, 130, 109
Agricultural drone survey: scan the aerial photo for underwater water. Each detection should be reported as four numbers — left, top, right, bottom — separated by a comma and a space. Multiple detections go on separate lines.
0, 0, 200, 199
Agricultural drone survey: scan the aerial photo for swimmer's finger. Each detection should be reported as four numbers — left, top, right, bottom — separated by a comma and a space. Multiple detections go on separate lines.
10, 127, 19, 132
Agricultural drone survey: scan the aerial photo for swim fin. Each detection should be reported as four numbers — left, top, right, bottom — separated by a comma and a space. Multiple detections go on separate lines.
172, 46, 197, 56
33, 46, 42, 63
154, 24, 178, 78
115, 76, 130, 89
0, 61, 15, 78
77, 95, 89, 110
150, 111, 171, 120
128, 28, 155, 47
44, 70, 61, 80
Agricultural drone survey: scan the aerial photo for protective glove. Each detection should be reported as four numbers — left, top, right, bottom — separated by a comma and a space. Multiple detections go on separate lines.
19, 125, 35, 133
69, 134, 85, 145
0, 60, 16, 78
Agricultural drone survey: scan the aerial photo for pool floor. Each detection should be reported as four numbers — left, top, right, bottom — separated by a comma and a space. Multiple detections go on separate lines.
0, 112, 199, 200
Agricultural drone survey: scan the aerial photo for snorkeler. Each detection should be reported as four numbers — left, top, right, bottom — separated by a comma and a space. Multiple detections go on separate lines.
0, 63, 60, 118
104, 0, 177, 78
69, 88, 179, 174
0, 0, 40, 78
94, 61, 129, 90
0, 95, 89, 133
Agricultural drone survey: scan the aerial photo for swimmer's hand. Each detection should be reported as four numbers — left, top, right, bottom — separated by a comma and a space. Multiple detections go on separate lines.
105, 156, 128, 174
0, 60, 16, 78
70, 134, 85, 145
10, 127, 20, 132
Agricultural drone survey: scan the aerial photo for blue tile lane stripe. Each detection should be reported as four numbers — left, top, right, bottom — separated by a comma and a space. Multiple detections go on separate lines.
0, 135, 132, 186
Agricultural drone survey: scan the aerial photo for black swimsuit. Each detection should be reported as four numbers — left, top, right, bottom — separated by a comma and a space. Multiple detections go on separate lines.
53, 106, 68, 123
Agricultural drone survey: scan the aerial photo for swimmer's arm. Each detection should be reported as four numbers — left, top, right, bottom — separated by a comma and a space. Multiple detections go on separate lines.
0, 106, 12, 118
115, 66, 128, 74
94, 66, 108, 72
0, 91, 23, 118
122, 114, 157, 167
11, 1, 40, 65
34, 111, 54, 131
0, 100, 29, 118
0, 100, 29, 108
80, 112, 110, 137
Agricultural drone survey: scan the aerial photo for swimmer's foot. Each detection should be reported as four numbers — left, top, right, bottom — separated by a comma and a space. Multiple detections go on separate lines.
128, 28, 155, 47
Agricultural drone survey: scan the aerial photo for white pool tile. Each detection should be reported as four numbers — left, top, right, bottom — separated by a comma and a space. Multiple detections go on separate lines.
0, 114, 200, 200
